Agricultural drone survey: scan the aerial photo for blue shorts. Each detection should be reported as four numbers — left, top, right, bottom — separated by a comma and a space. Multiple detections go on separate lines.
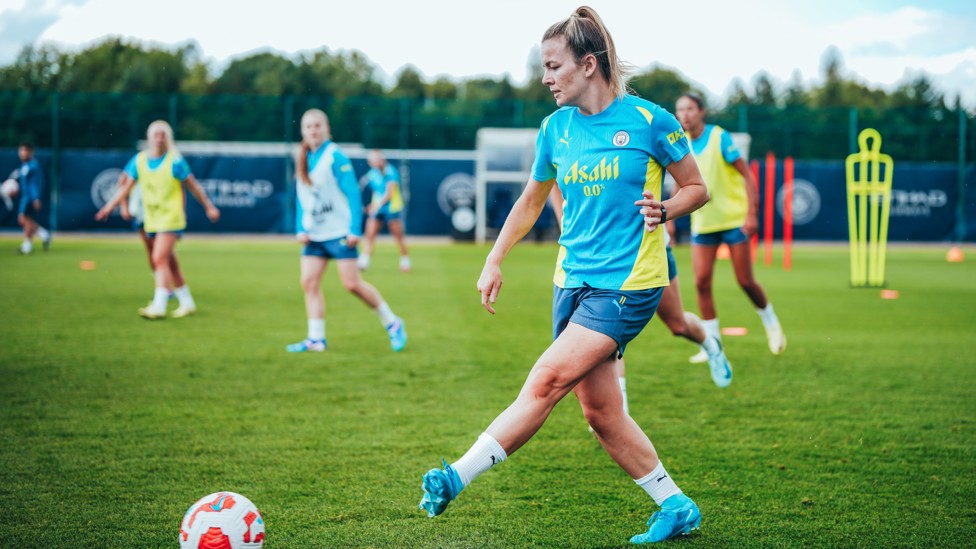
18, 199, 39, 218
666, 246, 677, 281
370, 210, 402, 223
552, 284, 664, 358
145, 230, 183, 239
302, 237, 359, 260
692, 227, 748, 247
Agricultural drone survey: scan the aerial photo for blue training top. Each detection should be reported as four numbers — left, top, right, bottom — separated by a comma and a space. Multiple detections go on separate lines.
123, 153, 192, 181
18, 158, 45, 213
689, 124, 741, 164
295, 141, 363, 241
532, 95, 690, 291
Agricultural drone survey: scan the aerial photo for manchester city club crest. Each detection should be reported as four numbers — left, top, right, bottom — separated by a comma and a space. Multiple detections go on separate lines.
612, 130, 630, 147
90, 168, 123, 210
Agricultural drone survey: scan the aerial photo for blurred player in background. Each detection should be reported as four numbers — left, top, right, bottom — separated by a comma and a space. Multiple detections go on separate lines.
419, 6, 711, 544
675, 92, 786, 360
96, 120, 220, 319
358, 149, 410, 272
15, 142, 53, 254
550, 185, 732, 392
287, 109, 407, 353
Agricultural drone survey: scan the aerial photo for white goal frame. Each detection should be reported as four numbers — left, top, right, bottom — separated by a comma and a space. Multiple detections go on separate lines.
474, 128, 538, 243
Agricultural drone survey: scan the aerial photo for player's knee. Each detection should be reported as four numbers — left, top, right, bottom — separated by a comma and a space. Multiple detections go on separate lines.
527, 366, 571, 403
299, 275, 319, 293
581, 400, 621, 434
340, 277, 359, 293
665, 319, 688, 338
694, 275, 712, 295
151, 252, 169, 269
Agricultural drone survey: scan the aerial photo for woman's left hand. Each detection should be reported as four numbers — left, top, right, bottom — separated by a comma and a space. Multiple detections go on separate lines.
206, 206, 220, 222
477, 261, 503, 315
742, 213, 758, 238
635, 190, 664, 233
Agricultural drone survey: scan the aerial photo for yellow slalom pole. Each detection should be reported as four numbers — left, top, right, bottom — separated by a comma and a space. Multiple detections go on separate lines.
846, 150, 861, 285
874, 143, 894, 286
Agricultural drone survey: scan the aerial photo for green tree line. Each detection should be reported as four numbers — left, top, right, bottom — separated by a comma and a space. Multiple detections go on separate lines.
0, 38, 971, 161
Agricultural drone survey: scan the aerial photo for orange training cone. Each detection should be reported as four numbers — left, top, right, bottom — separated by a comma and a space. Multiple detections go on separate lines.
946, 246, 964, 263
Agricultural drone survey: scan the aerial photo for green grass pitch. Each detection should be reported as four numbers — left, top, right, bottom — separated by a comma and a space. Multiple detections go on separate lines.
0, 236, 974, 547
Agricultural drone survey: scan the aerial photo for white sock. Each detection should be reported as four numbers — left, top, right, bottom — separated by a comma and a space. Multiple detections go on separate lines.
37, 227, 50, 240
702, 318, 720, 341
151, 287, 169, 310
635, 461, 683, 506
174, 285, 195, 309
701, 335, 721, 355
376, 301, 397, 326
619, 376, 629, 416
20, 240, 32, 253
308, 318, 325, 341
758, 303, 779, 326
451, 432, 507, 488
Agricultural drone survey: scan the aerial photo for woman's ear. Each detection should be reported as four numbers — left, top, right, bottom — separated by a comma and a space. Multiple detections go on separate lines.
581, 53, 598, 78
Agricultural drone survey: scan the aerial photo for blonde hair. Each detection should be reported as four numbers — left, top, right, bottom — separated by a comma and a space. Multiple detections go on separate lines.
543, 6, 631, 98
146, 120, 179, 156
296, 109, 331, 185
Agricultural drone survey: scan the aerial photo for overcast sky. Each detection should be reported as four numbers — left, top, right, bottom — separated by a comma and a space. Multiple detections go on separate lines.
1, 0, 974, 107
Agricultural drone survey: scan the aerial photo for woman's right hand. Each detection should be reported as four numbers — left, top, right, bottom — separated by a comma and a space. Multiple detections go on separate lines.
94, 207, 110, 222
477, 261, 503, 315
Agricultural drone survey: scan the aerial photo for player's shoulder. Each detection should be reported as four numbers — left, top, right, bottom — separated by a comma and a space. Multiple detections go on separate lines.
619, 95, 679, 128
615, 96, 684, 149
540, 106, 574, 135
620, 94, 670, 119
328, 142, 351, 162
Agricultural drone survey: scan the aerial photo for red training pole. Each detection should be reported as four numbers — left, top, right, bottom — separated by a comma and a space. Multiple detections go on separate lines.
764, 152, 775, 266
783, 157, 794, 271
750, 159, 760, 263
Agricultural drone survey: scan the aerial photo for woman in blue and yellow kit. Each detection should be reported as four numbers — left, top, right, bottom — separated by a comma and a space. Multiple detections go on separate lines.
286, 109, 406, 353
96, 120, 220, 319
675, 93, 786, 360
357, 149, 411, 272
419, 6, 710, 544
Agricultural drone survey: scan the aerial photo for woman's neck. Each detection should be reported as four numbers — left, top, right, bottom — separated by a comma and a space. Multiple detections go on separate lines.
576, 85, 617, 116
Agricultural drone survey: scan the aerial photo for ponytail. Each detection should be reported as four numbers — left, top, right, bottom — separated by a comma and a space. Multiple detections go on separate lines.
543, 6, 631, 97
295, 141, 312, 185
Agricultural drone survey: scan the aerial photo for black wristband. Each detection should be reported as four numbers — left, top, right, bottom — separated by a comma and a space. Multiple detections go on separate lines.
660, 204, 668, 224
